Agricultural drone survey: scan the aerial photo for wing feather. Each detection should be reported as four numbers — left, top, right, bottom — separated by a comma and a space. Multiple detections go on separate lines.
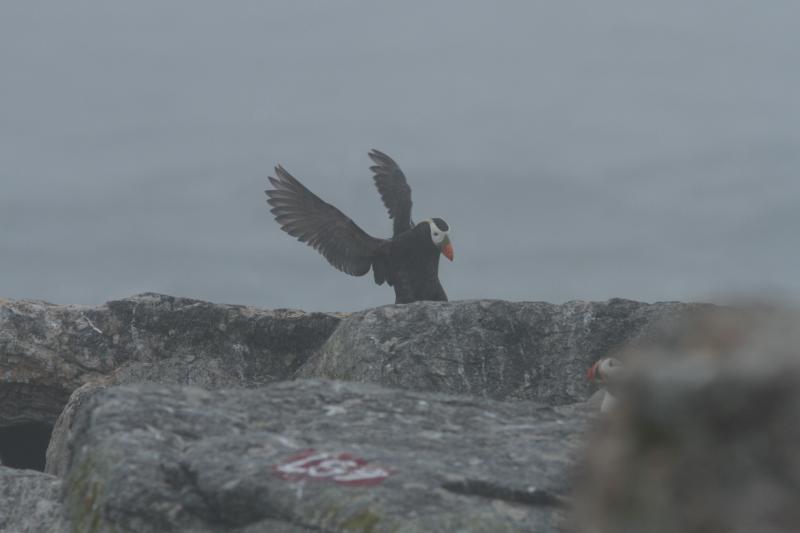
368, 149, 413, 236
265, 166, 383, 276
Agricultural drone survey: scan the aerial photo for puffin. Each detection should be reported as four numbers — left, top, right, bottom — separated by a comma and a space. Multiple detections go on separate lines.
265, 149, 453, 304
586, 357, 624, 412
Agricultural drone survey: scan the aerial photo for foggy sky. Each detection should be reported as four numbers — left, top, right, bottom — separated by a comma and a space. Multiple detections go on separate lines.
2, 1, 799, 312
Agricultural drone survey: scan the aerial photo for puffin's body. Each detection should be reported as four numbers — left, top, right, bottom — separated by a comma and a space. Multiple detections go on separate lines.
375, 220, 448, 303
265, 150, 453, 304
587, 357, 624, 413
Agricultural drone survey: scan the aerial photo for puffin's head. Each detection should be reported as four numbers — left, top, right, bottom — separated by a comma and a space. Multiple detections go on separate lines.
423, 218, 453, 261
586, 357, 622, 384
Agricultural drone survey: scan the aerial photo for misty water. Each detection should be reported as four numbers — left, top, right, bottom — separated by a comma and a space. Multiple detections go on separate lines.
2, 2, 798, 312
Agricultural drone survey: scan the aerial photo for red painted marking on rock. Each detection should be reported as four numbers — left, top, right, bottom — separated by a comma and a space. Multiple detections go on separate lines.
274, 449, 389, 486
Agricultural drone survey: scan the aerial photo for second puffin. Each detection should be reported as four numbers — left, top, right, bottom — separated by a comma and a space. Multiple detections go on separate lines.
266, 149, 453, 304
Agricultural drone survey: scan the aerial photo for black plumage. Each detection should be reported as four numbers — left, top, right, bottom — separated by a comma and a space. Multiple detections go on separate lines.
368, 149, 413, 236
265, 149, 452, 304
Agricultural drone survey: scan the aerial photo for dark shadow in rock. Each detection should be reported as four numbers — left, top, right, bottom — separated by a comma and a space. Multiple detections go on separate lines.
0, 422, 53, 471
442, 478, 565, 507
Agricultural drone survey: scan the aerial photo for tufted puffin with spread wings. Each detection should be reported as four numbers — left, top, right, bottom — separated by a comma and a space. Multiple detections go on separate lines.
265, 149, 453, 304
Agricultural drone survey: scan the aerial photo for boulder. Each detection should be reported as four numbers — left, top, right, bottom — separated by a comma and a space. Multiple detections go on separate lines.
574, 307, 800, 533
298, 299, 706, 405
45, 381, 109, 477
0, 293, 342, 429
62, 380, 593, 532
0, 467, 66, 532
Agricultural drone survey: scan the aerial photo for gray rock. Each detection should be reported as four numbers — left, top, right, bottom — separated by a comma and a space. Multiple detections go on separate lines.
0, 293, 342, 428
573, 307, 800, 533
45, 381, 109, 477
0, 467, 66, 532
4, 294, 705, 479
298, 298, 706, 405
63, 380, 593, 532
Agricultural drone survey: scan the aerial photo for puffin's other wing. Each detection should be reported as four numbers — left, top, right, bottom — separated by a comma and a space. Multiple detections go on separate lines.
368, 149, 413, 236
266, 166, 384, 276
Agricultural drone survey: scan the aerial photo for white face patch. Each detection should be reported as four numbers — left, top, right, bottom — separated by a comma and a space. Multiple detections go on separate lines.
424, 218, 448, 246
599, 357, 623, 380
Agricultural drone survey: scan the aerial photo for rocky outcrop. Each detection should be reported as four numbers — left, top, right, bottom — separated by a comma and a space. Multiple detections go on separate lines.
13, 292, 781, 532
574, 308, 800, 533
61, 380, 593, 533
0, 293, 342, 428
1, 294, 706, 432
298, 299, 706, 405
3, 293, 705, 478
0, 468, 66, 533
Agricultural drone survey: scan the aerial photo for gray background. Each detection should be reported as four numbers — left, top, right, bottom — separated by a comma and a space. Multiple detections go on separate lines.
2, 1, 798, 312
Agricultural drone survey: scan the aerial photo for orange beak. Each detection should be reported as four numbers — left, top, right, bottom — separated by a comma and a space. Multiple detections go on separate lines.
586, 361, 600, 382
441, 243, 454, 261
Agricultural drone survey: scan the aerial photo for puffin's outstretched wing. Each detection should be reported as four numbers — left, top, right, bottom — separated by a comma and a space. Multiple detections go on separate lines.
266, 166, 384, 276
368, 149, 413, 236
